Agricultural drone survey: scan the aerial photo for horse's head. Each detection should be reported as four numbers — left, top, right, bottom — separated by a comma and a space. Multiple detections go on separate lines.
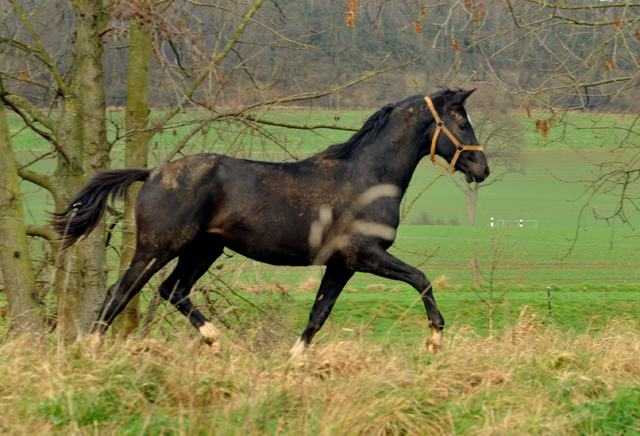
425, 89, 490, 183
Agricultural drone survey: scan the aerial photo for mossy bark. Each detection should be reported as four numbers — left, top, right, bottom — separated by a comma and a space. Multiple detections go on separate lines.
53, 0, 110, 341
113, 17, 152, 335
51, 77, 87, 342
0, 94, 44, 336
75, 0, 110, 334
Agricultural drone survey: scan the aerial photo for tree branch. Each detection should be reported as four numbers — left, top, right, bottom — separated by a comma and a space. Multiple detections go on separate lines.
8, 0, 68, 97
159, 54, 419, 162
26, 225, 59, 245
162, 121, 208, 164
17, 167, 55, 195
159, 0, 264, 126
3, 94, 55, 132
239, 55, 422, 114
449, 173, 467, 194
523, 0, 640, 10
181, 0, 314, 50
0, 71, 57, 94
244, 116, 360, 132
2, 95, 70, 166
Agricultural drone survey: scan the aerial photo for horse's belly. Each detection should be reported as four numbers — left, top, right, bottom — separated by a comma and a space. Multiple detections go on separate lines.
207, 185, 337, 266
209, 220, 315, 266
224, 238, 313, 266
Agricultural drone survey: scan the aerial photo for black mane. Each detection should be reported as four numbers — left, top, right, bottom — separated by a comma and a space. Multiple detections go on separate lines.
316, 103, 395, 160
316, 89, 461, 161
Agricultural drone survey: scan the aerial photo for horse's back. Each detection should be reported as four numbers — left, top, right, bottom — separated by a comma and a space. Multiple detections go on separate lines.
206, 155, 343, 265
135, 153, 345, 265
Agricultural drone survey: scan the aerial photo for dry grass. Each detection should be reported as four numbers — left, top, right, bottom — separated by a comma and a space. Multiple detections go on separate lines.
295, 278, 320, 293
242, 281, 291, 295
1, 308, 640, 435
434, 274, 450, 292
365, 284, 386, 293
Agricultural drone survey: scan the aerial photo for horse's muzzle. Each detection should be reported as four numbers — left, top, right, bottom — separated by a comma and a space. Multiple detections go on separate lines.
465, 165, 490, 183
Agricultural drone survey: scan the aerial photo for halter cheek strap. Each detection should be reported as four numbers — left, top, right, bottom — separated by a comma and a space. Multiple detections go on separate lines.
424, 96, 484, 174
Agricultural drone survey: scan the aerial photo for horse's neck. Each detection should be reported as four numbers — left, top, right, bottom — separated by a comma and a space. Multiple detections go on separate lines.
356, 130, 423, 193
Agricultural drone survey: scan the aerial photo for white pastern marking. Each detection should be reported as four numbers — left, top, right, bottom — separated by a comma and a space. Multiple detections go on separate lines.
199, 321, 220, 342
200, 322, 223, 354
81, 332, 103, 354
289, 338, 307, 358
427, 327, 443, 353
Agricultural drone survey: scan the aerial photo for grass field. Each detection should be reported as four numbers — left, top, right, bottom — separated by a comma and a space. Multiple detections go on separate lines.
2, 307, 640, 435
3, 109, 640, 435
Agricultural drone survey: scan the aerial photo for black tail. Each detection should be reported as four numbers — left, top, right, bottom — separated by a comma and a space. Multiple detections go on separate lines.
52, 168, 151, 249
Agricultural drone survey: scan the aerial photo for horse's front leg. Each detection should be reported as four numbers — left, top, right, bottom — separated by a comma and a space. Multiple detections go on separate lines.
290, 260, 354, 358
355, 245, 445, 352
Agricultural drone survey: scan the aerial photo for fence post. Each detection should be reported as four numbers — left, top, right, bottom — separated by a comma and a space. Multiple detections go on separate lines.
547, 286, 553, 329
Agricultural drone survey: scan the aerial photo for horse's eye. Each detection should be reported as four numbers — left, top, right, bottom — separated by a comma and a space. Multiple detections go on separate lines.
460, 122, 469, 131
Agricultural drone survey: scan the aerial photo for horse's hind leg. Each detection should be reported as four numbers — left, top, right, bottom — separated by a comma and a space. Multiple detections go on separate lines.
86, 251, 168, 349
158, 241, 223, 352
290, 260, 354, 357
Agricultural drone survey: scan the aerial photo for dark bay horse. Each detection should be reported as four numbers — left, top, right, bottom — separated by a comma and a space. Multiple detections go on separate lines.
53, 89, 490, 354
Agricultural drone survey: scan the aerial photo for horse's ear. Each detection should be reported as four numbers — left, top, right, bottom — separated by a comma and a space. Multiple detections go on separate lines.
449, 88, 476, 107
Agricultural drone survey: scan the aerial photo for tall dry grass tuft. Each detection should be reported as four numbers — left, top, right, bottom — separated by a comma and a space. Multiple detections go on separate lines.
434, 274, 450, 292
1, 309, 640, 434
242, 281, 291, 295
295, 278, 320, 293
365, 283, 386, 293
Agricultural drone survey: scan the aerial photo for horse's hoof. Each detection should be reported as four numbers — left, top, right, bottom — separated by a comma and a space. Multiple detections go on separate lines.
206, 338, 223, 355
80, 332, 103, 356
289, 338, 307, 359
426, 335, 443, 353
199, 322, 223, 355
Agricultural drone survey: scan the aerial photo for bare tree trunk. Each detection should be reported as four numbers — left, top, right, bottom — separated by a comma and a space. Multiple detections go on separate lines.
77, 0, 110, 334
58, 0, 110, 338
52, 78, 86, 342
113, 17, 152, 335
0, 92, 44, 336
466, 184, 478, 226
450, 174, 480, 227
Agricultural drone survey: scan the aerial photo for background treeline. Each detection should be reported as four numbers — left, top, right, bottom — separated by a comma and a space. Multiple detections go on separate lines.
5, 0, 640, 111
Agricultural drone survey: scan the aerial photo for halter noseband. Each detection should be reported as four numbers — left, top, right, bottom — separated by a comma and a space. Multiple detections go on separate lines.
424, 96, 484, 174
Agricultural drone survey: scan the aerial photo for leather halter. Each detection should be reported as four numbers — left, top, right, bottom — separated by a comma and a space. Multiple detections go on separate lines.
424, 96, 484, 173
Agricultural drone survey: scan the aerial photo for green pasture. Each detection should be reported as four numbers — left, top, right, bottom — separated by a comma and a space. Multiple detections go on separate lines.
4, 108, 640, 435
150, 224, 640, 342
219, 285, 640, 343
201, 225, 639, 290
7, 108, 640, 293
16, 148, 640, 231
